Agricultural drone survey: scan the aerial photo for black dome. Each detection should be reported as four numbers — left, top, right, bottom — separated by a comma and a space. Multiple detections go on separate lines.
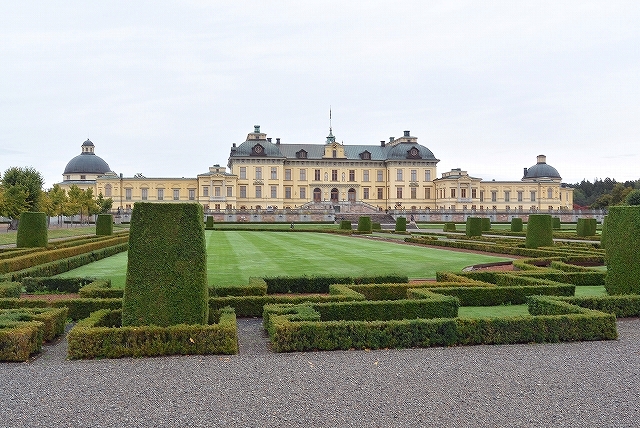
523, 155, 560, 180
63, 139, 111, 175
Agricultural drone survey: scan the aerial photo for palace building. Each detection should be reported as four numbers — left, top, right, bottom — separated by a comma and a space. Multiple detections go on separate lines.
59, 125, 574, 214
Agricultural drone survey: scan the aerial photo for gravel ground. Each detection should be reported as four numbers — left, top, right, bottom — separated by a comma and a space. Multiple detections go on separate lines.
2, 318, 640, 428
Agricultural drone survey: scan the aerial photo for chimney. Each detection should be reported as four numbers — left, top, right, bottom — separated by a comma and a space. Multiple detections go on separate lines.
267, 137, 272, 143
389, 137, 395, 143
380, 140, 385, 147
404, 130, 410, 137
254, 125, 260, 133
276, 138, 280, 145
523, 167, 528, 176
537, 154, 546, 164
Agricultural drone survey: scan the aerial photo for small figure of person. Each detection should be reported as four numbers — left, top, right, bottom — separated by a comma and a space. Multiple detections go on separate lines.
290, 222, 294, 229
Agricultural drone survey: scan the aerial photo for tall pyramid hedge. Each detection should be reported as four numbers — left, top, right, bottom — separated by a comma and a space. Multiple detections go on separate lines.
525, 214, 553, 249
16, 212, 47, 248
122, 203, 208, 327
604, 206, 640, 295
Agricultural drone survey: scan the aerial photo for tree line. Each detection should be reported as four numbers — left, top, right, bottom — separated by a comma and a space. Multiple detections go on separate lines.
569, 178, 640, 209
0, 166, 113, 229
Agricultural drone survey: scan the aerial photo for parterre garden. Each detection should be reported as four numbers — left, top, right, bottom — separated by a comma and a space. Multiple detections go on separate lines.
2, 207, 639, 361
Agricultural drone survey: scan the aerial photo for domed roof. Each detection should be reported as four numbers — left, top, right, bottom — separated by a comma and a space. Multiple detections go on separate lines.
63, 139, 111, 175
522, 155, 561, 180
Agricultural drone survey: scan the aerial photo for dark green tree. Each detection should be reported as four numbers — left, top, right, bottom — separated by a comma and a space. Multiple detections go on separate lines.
0, 167, 44, 218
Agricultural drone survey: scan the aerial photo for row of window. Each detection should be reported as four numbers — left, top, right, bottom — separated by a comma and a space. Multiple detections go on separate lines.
438, 189, 556, 202
235, 186, 434, 200
238, 167, 433, 182
119, 188, 196, 201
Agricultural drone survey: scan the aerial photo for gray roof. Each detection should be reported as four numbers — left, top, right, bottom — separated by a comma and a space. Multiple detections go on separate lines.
63, 153, 111, 175
230, 140, 438, 162
523, 162, 561, 180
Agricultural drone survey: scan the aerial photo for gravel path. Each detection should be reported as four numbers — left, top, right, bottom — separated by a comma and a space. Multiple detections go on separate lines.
2, 319, 639, 428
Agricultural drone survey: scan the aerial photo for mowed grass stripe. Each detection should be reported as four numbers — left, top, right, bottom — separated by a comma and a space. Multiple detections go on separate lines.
57, 231, 512, 287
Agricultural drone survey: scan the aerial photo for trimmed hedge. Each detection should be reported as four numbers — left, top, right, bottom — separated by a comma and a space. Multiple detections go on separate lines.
263, 274, 408, 294
0, 307, 68, 342
510, 218, 523, 232
466, 217, 482, 237
395, 217, 407, 232
16, 212, 48, 248
50, 298, 123, 321
339, 220, 352, 230
67, 307, 238, 359
205, 216, 214, 228
357, 216, 372, 233
0, 321, 43, 362
0, 282, 21, 298
78, 280, 123, 298
525, 214, 553, 249
552, 217, 561, 230
0, 235, 129, 275
604, 206, 640, 295
576, 218, 597, 237
210, 277, 267, 297
558, 295, 640, 318
122, 202, 209, 327
263, 296, 617, 352
95, 214, 113, 236
481, 218, 491, 232
23, 277, 96, 293
426, 284, 575, 306
372, 222, 381, 231
443, 222, 456, 232
5, 242, 128, 282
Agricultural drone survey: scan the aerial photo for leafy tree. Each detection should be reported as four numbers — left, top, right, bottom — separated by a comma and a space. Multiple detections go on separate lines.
95, 192, 113, 214
0, 167, 44, 214
626, 189, 640, 206
0, 186, 29, 226
66, 185, 84, 223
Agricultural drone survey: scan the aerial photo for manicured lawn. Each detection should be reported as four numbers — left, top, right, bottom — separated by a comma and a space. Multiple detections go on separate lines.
574, 285, 608, 297
458, 304, 530, 318
58, 231, 512, 288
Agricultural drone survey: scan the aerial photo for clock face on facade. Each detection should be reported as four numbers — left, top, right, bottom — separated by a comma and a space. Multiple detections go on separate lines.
254, 145, 263, 154
410, 148, 419, 156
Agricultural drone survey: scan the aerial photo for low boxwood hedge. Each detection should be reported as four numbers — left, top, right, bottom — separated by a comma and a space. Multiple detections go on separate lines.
0, 321, 43, 362
0, 307, 68, 342
0, 282, 21, 298
67, 307, 238, 359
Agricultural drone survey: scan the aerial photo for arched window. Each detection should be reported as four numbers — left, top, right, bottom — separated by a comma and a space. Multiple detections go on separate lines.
547, 188, 553, 199
313, 188, 322, 202
331, 188, 339, 202
348, 188, 356, 202
104, 184, 112, 197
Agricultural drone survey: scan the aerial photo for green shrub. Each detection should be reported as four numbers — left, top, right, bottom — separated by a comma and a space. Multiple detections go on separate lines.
95, 214, 113, 236
525, 214, 553, 249
23, 277, 95, 293
205, 216, 214, 228
604, 206, 640, 295
50, 298, 123, 321
625, 189, 640, 205
395, 217, 407, 232
16, 212, 47, 248
339, 220, 352, 230
481, 218, 491, 232
576, 218, 597, 237
600, 216, 607, 250
263, 274, 408, 294
0, 307, 68, 342
466, 217, 482, 237
510, 218, 523, 232
122, 202, 209, 327
552, 217, 561, 229
0, 321, 43, 361
372, 222, 381, 230
357, 216, 372, 233
0, 282, 21, 298
78, 280, 123, 298
67, 307, 238, 359
443, 222, 456, 232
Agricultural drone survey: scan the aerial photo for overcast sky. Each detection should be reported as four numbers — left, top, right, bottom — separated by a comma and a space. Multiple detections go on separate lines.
1, 1, 638, 188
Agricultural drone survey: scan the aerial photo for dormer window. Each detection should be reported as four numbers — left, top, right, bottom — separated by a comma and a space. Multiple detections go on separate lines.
360, 151, 371, 160
252, 144, 265, 156
407, 147, 421, 159
296, 149, 307, 159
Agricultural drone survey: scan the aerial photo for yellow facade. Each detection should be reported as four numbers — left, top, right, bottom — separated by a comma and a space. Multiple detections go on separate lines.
60, 127, 573, 213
